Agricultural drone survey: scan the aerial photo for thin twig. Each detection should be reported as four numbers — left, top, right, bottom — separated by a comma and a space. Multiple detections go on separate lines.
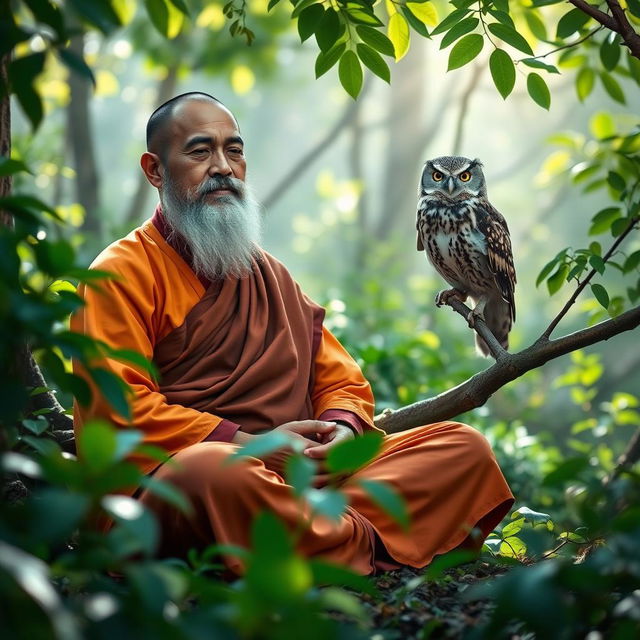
516, 26, 604, 63
543, 216, 639, 339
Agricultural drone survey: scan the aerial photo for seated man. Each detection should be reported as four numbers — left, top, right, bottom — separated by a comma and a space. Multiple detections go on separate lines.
72, 91, 514, 575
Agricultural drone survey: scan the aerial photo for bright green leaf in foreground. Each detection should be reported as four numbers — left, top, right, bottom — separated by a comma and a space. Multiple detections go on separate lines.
339, 50, 363, 99
489, 49, 515, 99
327, 431, 383, 474
447, 34, 484, 71
388, 13, 410, 61
527, 72, 551, 110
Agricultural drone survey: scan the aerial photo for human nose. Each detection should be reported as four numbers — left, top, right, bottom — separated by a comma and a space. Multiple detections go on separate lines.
208, 149, 232, 177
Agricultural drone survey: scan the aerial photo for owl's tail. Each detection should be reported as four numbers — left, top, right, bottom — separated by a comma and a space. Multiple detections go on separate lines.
474, 297, 512, 358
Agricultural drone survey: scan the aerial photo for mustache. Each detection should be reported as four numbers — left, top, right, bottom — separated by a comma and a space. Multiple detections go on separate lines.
193, 175, 243, 199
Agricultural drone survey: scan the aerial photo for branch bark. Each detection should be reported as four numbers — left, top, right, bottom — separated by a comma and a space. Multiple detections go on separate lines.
375, 304, 640, 432
569, 0, 640, 58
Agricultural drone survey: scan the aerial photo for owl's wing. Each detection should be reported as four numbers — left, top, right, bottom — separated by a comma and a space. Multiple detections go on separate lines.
478, 203, 517, 322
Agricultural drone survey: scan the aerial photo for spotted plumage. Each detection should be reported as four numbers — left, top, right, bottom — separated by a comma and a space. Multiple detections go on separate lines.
416, 156, 516, 356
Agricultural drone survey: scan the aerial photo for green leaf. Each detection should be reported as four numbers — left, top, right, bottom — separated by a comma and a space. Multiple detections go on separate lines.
167, 0, 190, 15
346, 3, 383, 27
388, 12, 410, 61
315, 7, 341, 52
68, 0, 122, 34
33, 239, 75, 276
521, 58, 560, 74
267, 0, 281, 10
547, 263, 569, 295
556, 8, 590, 39
9, 53, 46, 130
22, 417, 50, 435
607, 171, 626, 192
543, 456, 590, 486
524, 10, 547, 40
512, 506, 553, 527
356, 25, 395, 57
145, 0, 169, 37
589, 255, 605, 274
440, 17, 478, 50
600, 71, 626, 103
488, 9, 514, 28
339, 50, 363, 99
0, 157, 32, 177
229, 431, 293, 462
431, 8, 470, 36
89, 367, 131, 419
23, 0, 67, 39
489, 49, 515, 99
103, 496, 158, 556
623, 250, 640, 273
356, 43, 390, 83
589, 111, 616, 138
358, 478, 410, 530
591, 283, 610, 309
425, 549, 477, 580
576, 67, 595, 102
78, 420, 117, 472
536, 256, 560, 287
589, 207, 621, 235
447, 33, 484, 71
105, 347, 159, 379
499, 536, 526, 557
114, 429, 144, 460
501, 517, 524, 537
298, 4, 325, 42
406, 1, 439, 27
488, 22, 533, 55
628, 0, 640, 17
326, 431, 383, 474
285, 453, 316, 497
58, 48, 96, 86
600, 33, 621, 71
305, 487, 347, 520
527, 72, 551, 109
401, 6, 429, 39
315, 43, 346, 78
292, 0, 319, 19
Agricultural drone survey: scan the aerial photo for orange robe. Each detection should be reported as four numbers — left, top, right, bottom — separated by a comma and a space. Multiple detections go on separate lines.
72, 210, 514, 575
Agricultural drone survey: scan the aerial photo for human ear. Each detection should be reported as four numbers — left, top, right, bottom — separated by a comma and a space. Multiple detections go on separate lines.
140, 152, 163, 189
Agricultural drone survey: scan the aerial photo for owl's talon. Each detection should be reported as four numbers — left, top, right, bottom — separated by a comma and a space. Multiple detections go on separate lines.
435, 289, 467, 307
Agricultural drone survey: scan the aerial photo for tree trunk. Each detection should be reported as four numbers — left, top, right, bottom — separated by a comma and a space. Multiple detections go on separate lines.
124, 64, 179, 224
375, 39, 427, 240
66, 22, 100, 234
0, 7, 12, 229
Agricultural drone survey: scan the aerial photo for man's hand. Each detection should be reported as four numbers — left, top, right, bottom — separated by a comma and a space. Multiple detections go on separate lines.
303, 422, 355, 488
233, 420, 337, 478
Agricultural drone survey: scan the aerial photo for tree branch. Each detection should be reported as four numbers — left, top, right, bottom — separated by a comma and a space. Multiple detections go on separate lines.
261, 78, 371, 211
445, 298, 508, 361
375, 305, 640, 432
544, 216, 639, 338
569, 0, 640, 58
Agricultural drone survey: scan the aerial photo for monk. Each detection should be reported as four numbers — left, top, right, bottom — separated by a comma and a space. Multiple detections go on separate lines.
72, 92, 514, 576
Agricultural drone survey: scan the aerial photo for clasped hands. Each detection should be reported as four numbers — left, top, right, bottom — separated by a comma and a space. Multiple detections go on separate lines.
233, 420, 354, 488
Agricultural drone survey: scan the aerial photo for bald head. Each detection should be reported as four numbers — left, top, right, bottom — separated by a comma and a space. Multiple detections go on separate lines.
146, 92, 237, 158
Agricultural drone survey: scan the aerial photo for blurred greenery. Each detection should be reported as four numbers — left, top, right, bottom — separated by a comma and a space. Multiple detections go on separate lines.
2, 0, 640, 638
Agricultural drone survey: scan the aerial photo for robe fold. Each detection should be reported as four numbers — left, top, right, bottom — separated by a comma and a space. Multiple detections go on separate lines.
72, 209, 514, 575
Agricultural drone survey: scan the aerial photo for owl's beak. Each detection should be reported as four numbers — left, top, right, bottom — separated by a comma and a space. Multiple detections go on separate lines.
446, 177, 455, 194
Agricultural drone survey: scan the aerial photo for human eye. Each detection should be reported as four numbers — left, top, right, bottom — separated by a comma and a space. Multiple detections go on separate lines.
190, 148, 209, 157
228, 146, 244, 156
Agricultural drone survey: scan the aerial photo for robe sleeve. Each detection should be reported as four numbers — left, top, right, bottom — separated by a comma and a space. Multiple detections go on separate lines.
71, 265, 239, 476
311, 326, 381, 434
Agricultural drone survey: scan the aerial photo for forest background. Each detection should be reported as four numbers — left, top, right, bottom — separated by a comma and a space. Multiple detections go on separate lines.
1, 0, 640, 638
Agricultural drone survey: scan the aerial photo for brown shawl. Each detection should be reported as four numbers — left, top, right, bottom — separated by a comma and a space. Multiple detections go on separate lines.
153, 252, 325, 433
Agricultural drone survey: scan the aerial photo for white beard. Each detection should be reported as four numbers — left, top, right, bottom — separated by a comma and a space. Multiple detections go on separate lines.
160, 173, 263, 280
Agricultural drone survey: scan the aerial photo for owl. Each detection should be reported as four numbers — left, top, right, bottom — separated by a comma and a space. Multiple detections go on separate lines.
416, 156, 516, 356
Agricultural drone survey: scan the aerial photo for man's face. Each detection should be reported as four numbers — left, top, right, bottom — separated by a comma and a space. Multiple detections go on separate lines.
162, 99, 247, 201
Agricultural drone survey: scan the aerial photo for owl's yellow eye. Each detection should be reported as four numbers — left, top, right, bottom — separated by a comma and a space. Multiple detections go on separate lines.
459, 171, 471, 182
432, 171, 444, 181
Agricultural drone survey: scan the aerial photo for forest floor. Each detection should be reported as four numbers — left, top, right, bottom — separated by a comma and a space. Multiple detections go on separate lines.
350, 561, 516, 639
